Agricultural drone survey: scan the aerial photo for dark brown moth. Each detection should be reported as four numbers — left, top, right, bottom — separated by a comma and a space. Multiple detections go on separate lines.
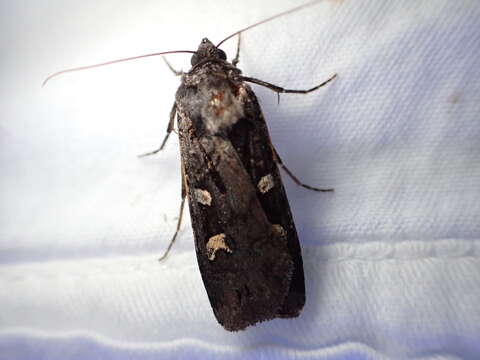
167, 38, 335, 331
43, 0, 336, 331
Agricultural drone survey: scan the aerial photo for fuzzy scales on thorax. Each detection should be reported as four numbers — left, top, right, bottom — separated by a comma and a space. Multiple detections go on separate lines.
177, 61, 250, 134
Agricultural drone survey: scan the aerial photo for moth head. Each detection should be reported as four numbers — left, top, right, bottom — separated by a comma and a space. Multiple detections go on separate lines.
191, 38, 227, 66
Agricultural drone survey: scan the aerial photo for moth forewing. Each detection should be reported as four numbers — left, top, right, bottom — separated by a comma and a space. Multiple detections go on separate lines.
173, 40, 309, 330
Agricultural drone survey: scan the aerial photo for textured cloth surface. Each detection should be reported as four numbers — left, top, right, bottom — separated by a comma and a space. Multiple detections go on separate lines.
1, 0, 480, 359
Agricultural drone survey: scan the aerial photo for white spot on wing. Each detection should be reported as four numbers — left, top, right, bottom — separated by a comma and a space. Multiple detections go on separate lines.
258, 174, 275, 194
194, 188, 212, 206
206, 233, 232, 260
272, 224, 287, 239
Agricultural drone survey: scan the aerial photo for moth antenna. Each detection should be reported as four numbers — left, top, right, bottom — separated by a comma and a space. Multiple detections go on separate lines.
42, 50, 196, 87
216, 0, 323, 48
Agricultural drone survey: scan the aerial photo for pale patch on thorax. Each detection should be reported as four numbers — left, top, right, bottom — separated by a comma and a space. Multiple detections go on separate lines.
203, 85, 244, 133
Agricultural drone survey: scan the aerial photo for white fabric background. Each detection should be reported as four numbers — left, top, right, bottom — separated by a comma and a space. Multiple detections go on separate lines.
1, 0, 479, 359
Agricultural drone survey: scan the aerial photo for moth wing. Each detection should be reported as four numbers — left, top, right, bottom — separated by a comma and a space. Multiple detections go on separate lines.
176, 77, 304, 331
233, 86, 306, 317
179, 127, 294, 331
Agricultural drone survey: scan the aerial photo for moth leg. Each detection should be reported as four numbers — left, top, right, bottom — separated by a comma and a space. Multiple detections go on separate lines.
138, 102, 177, 157
240, 73, 337, 103
159, 165, 187, 261
232, 34, 241, 67
162, 56, 183, 76
271, 145, 333, 192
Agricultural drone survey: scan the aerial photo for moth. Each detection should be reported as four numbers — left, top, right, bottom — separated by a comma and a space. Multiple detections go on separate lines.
44, 0, 336, 331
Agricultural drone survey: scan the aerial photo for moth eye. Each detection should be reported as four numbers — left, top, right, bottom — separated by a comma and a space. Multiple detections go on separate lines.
191, 53, 198, 66
202, 38, 208, 43
217, 49, 227, 60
